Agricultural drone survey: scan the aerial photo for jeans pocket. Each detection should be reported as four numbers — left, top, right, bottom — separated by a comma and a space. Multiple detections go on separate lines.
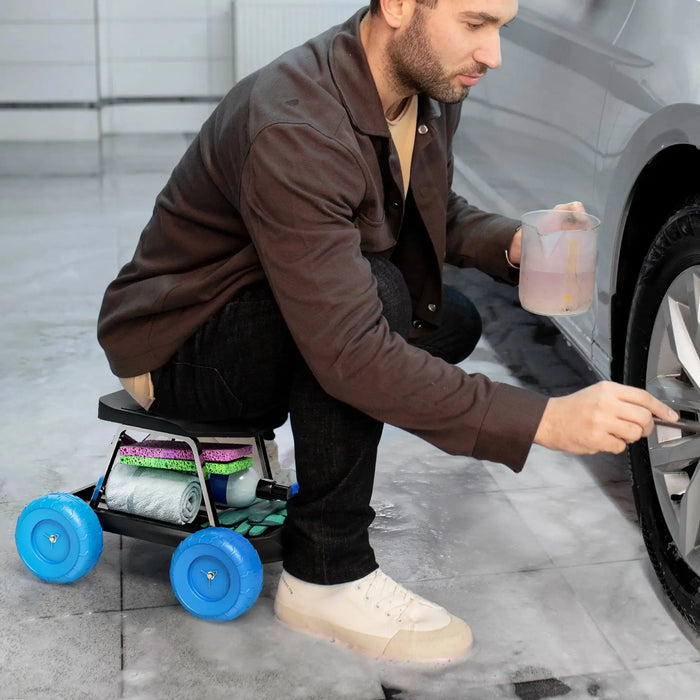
158, 361, 244, 421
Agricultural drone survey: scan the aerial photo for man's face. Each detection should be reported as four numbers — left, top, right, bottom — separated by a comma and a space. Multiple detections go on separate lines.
387, 0, 518, 103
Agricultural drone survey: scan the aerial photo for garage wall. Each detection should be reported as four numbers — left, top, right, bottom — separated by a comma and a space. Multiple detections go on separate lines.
232, 1, 359, 82
0, 0, 357, 141
0, 0, 232, 140
0, 0, 100, 140
97, 0, 233, 135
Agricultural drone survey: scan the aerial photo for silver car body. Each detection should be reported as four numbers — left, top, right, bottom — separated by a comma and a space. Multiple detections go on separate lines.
455, 0, 700, 379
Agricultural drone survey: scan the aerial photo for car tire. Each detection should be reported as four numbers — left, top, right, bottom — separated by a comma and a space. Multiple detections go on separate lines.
624, 199, 700, 631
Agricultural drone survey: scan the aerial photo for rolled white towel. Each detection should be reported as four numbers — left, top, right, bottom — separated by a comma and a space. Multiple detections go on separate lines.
105, 463, 202, 525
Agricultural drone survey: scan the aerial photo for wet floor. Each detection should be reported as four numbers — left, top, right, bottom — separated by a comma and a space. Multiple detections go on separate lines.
1, 135, 699, 699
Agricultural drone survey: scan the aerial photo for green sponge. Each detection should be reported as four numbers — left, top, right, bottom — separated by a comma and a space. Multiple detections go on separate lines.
118, 439, 253, 475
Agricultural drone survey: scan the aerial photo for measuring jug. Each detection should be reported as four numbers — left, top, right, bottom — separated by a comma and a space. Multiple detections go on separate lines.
518, 209, 601, 316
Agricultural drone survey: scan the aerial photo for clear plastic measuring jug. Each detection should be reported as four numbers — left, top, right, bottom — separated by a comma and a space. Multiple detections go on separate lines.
518, 209, 601, 316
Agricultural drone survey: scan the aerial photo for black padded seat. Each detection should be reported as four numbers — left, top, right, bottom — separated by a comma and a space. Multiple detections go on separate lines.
98, 390, 287, 439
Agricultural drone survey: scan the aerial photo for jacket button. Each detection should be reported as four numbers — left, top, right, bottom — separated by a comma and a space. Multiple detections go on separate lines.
417, 124, 428, 135
427, 303, 437, 312
412, 319, 423, 329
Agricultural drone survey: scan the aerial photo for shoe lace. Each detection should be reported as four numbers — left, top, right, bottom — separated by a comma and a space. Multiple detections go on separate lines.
358, 570, 422, 622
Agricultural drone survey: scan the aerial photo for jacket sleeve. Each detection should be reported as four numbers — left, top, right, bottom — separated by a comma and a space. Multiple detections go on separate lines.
239, 122, 546, 471
445, 183, 521, 284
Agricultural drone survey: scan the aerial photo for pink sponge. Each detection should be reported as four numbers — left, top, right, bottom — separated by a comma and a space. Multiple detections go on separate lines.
118, 440, 253, 475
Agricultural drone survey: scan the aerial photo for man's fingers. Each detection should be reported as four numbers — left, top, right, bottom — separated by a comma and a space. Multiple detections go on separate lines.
546, 202, 591, 229
594, 382, 675, 444
613, 400, 655, 439
612, 382, 678, 422
534, 381, 678, 455
612, 419, 645, 445
553, 201, 585, 212
591, 381, 676, 419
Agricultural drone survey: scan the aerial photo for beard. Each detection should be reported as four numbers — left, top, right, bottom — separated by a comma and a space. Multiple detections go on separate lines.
386, 8, 487, 104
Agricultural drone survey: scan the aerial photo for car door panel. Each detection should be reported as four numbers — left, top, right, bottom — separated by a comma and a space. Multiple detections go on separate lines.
454, 0, 635, 364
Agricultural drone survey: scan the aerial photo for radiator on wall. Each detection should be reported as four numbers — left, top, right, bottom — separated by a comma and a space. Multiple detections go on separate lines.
232, 1, 360, 82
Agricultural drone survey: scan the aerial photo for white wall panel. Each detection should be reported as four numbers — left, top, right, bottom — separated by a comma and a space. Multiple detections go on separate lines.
0, 24, 96, 63
105, 61, 211, 98
233, 1, 358, 81
0, 64, 98, 102
208, 0, 235, 14
98, 0, 208, 21
0, 0, 94, 22
103, 20, 209, 61
207, 16, 234, 59
209, 59, 234, 94
0, 1, 98, 139
1, 0, 359, 138
101, 103, 215, 134
0, 109, 98, 140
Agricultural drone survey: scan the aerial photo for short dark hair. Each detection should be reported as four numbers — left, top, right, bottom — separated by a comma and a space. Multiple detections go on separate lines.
369, 0, 438, 16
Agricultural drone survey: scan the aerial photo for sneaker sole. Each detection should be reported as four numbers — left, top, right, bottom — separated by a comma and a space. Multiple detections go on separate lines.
275, 600, 474, 663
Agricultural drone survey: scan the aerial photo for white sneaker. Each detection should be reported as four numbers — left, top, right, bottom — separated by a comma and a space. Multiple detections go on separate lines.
274, 568, 473, 662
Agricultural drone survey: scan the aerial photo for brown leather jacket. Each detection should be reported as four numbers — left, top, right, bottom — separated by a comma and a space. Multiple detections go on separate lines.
97, 9, 548, 470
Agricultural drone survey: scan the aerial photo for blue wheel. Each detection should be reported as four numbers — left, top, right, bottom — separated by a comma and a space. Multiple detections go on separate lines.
15, 493, 103, 583
170, 528, 263, 621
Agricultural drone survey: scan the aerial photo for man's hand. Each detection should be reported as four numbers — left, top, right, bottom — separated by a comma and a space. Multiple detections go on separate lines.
508, 201, 586, 267
534, 381, 679, 455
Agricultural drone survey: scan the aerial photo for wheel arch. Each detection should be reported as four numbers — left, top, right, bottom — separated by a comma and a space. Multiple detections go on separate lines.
609, 141, 700, 382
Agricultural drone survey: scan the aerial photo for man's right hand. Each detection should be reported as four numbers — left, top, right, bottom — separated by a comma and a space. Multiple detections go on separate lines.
534, 381, 679, 455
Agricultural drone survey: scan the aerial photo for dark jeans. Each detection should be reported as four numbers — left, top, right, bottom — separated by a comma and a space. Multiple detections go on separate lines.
151, 257, 482, 584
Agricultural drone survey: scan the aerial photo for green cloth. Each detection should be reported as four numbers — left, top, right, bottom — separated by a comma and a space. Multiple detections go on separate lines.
204, 499, 287, 536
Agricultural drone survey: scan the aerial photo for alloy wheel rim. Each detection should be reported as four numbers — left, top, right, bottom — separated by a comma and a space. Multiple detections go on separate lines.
646, 266, 700, 573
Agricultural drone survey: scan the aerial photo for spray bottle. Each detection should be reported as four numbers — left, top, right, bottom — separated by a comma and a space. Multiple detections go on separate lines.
209, 468, 298, 508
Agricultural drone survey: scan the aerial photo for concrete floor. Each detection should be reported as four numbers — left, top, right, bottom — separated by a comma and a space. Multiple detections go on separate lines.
2, 135, 700, 699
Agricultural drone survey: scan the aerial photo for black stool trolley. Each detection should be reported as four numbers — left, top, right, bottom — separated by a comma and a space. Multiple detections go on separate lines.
15, 390, 291, 621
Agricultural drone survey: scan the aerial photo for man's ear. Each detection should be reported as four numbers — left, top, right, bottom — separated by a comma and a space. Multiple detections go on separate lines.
377, 0, 413, 29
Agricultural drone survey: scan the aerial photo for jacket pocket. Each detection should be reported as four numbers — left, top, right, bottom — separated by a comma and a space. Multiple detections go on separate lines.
356, 215, 396, 254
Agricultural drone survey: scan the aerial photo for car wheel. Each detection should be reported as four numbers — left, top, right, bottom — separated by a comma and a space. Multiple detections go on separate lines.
624, 200, 700, 631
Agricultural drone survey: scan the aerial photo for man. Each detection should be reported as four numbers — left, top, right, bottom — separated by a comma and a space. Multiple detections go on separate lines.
97, 0, 677, 662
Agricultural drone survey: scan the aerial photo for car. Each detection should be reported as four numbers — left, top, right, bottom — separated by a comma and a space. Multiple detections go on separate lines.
453, 0, 700, 630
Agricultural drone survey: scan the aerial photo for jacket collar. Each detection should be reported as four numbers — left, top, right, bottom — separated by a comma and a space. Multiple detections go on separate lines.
328, 8, 442, 138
